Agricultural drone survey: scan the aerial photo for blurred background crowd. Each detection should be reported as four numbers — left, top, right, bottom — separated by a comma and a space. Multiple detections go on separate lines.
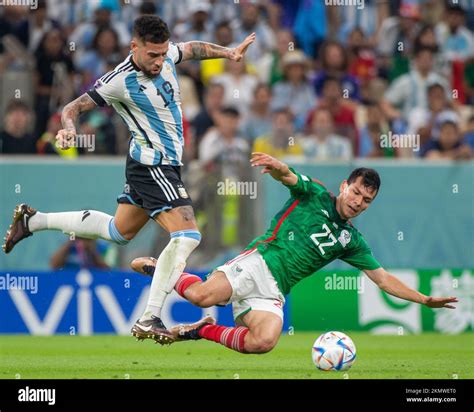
0, 0, 473, 162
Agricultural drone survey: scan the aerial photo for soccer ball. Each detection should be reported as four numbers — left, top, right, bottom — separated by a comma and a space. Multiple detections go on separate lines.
312, 331, 356, 371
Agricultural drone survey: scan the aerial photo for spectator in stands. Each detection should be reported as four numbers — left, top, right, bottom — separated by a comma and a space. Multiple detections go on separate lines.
34, 28, 76, 137
76, 27, 122, 92
301, 108, 352, 161
208, 0, 239, 26
313, 40, 361, 101
0, 5, 29, 54
359, 101, 394, 158
191, 82, 225, 157
462, 115, 474, 148
436, 4, 474, 63
50, 238, 111, 270
346, 28, 377, 102
253, 108, 303, 159
258, 29, 295, 86
271, 0, 301, 30
212, 55, 259, 117
335, 0, 390, 46
421, 119, 473, 160
377, 2, 422, 80
436, 4, 474, 104
201, 21, 234, 86
465, 56, 474, 105
272, 50, 316, 132
415, 24, 439, 51
310, 76, 359, 154
413, 24, 445, 76
199, 107, 249, 178
408, 82, 455, 148
0, 101, 36, 154
174, 1, 214, 43
232, 1, 275, 64
241, 83, 273, 145
69, 4, 130, 55
292, 0, 327, 58
381, 46, 449, 124
27, 0, 61, 53
176, 2, 218, 100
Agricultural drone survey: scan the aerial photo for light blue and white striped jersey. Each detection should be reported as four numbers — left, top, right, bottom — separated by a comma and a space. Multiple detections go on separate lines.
87, 43, 184, 166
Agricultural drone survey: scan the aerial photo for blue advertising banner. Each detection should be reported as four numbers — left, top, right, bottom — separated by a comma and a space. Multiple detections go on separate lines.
0, 270, 290, 334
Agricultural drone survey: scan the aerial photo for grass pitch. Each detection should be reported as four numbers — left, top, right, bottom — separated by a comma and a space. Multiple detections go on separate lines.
0, 332, 472, 379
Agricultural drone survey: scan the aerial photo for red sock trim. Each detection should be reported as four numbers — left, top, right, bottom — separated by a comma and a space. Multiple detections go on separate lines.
174, 273, 201, 298
199, 324, 249, 353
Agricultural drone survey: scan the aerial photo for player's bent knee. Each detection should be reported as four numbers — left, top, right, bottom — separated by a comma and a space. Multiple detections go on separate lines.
108, 218, 131, 245
186, 287, 213, 308
246, 336, 278, 354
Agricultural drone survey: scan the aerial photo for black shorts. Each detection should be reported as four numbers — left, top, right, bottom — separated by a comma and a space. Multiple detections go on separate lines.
117, 155, 193, 218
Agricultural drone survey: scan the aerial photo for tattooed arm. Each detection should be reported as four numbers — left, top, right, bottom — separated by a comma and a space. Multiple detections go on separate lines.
56, 93, 97, 149
180, 32, 256, 62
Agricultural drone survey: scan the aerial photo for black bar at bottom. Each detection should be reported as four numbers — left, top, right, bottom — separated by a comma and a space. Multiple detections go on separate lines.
0, 379, 471, 408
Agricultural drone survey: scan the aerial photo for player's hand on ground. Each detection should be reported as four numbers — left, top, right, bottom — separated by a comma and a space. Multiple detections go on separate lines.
55, 129, 76, 150
424, 296, 458, 309
250, 152, 290, 179
230, 32, 256, 62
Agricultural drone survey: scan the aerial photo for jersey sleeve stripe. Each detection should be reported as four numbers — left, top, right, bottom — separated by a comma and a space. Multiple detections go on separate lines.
87, 89, 107, 107
100, 71, 115, 83
176, 46, 183, 64
102, 63, 133, 84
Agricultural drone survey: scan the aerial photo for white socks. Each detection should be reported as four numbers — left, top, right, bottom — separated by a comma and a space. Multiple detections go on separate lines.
28, 211, 201, 322
141, 230, 201, 321
28, 211, 129, 244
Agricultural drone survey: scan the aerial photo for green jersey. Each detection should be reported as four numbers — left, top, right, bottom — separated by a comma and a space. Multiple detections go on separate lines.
246, 169, 381, 295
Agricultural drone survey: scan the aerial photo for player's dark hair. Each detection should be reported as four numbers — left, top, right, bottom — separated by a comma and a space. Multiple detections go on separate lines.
133, 15, 170, 44
347, 168, 381, 196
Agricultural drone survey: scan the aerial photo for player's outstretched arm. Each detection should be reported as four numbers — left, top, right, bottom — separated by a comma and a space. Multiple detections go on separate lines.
250, 152, 298, 186
364, 267, 458, 309
180, 32, 256, 62
57, 93, 97, 149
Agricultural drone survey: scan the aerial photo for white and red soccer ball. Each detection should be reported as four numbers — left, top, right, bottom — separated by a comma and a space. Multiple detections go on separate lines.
312, 331, 356, 371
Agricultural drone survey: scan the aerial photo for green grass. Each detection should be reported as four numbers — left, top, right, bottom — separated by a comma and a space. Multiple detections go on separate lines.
0, 333, 473, 379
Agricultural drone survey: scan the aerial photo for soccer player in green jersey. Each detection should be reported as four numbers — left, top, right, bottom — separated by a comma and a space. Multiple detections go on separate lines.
131, 152, 458, 354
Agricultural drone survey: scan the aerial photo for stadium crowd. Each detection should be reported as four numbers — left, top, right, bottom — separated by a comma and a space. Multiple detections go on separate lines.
0, 0, 473, 162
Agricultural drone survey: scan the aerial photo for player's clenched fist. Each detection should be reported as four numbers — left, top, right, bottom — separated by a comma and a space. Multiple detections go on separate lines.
56, 129, 76, 150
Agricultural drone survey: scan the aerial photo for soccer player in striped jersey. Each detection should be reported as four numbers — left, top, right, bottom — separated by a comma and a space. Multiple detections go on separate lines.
2, 15, 255, 344
131, 152, 458, 354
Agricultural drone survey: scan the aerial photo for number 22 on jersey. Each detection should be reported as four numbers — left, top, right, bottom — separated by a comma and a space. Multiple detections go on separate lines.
310, 223, 337, 255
